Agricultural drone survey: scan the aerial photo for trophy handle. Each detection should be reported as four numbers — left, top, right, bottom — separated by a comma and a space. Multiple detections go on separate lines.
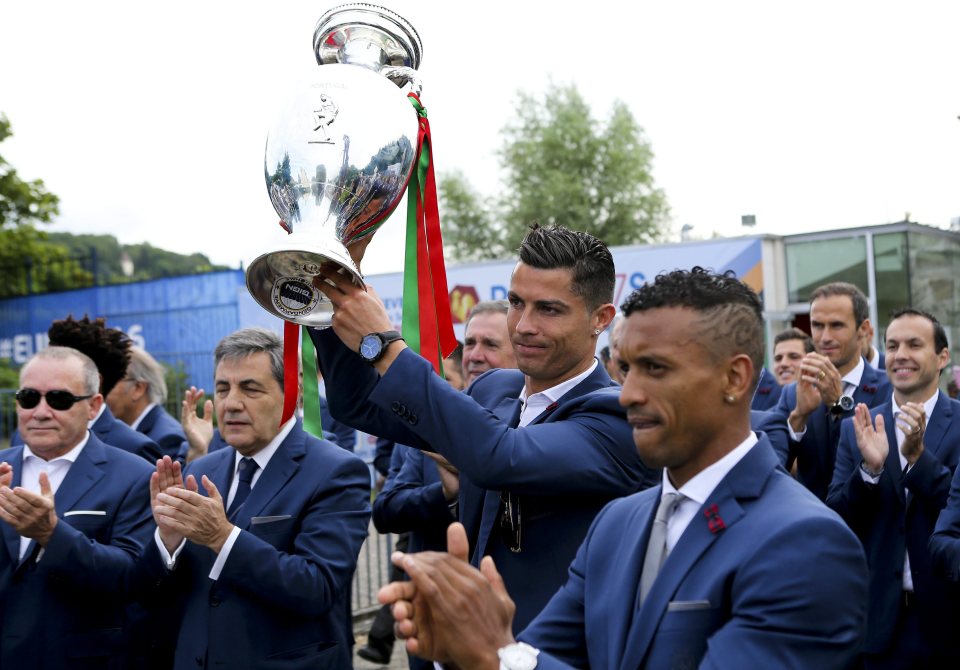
380, 66, 422, 96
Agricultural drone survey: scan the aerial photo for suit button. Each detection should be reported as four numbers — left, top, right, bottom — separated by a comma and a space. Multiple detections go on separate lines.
210, 595, 221, 607
392, 401, 401, 413
409, 414, 418, 425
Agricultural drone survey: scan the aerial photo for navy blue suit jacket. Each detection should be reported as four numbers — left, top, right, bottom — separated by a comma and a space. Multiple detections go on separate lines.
750, 409, 788, 461
750, 367, 781, 411
0, 434, 154, 668
827, 395, 960, 658
137, 404, 188, 464
930, 460, 960, 584
373, 444, 454, 554
518, 437, 869, 670
310, 327, 658, 630
11, 406, 163, 464
138, 422, 370, 670
773, 361, 892, 499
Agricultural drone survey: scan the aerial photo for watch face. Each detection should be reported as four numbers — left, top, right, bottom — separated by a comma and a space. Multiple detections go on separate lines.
839, 394, 855, 411
499, 644, 538, 670
360, 334, 382, 361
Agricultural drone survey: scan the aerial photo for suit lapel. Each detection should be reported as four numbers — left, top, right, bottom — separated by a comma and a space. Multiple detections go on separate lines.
618, 440, 776, 670
611, 491, 659, 663
471, 396, 523, 564
205, 449, 234, 510
53, 436, 107, 518
922, 393, 952, 458
233, 428, 303, 528
1, 447, 25, 564
20, 437, 108, 564
138, 405, 159, 434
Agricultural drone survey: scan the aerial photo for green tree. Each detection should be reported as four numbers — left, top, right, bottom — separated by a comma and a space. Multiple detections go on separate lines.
0, 115, 59, 228
438, 170, 504, 261
0, 114, 90, 296
439, 84, 670, 261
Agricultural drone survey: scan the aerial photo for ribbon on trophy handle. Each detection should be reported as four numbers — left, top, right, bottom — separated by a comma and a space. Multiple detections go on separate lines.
402, 92, 458, 375
279, 322, 324, 437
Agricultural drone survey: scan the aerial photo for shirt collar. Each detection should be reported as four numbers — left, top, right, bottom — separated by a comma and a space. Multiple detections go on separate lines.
519, 359, 598, 405
841, 356, 866, 390
130, 403, 157, 431
868, 346, 880, 368
23, 431, 90, 464
662, 431, 759, 506
233, 417, 296, 474
891, 389, 940, 423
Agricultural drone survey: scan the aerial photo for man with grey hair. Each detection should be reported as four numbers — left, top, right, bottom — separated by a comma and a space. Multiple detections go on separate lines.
604, 314, 625, 383
107, 346, 189, 463
462, 300, 517, 385
139, 327, 371, 669
0, 346, 154, 667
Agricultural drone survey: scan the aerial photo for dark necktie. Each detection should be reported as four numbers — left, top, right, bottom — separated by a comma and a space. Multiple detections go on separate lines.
226, 458, 259, 520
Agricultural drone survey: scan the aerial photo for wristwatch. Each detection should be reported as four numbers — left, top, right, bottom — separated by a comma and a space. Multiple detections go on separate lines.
498, 642, 539, 670
830, 393, 855, 416
358, 330, 404, 364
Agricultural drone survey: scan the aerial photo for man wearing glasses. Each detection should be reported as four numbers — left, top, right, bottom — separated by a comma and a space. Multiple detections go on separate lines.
311, 224, 659, 632
0, 346, 154, 667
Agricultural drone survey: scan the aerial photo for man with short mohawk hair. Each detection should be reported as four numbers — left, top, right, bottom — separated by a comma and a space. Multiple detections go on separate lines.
379, 267, 869, 670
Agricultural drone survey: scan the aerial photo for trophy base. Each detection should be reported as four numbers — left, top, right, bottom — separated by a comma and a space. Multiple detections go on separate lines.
246, 241, 362, 328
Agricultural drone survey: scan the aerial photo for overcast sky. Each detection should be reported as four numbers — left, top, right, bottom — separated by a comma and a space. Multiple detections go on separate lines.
2, 0, 958, 275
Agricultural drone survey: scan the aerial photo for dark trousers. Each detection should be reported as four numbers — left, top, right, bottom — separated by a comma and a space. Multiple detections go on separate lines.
367, 532, 410, 644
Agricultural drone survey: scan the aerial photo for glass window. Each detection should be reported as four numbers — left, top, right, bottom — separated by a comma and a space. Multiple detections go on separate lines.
786, 236, 868, 304
907, 232, 960, 359
873, 232, 909, 334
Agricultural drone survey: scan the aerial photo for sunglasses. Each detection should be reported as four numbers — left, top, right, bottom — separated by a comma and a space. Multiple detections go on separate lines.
15, 388, 94, 411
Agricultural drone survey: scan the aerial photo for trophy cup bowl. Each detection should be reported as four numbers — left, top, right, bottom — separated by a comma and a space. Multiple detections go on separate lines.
245, 4, 423, 327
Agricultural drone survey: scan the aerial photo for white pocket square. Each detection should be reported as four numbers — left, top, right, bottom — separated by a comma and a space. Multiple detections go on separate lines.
64, 510, 107, 517
250, 515, 292, 525
667, 599, 712, 612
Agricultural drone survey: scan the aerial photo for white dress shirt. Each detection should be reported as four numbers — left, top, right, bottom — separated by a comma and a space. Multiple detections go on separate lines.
518, 360, 597, 427
661, 432, 759, 552
18, 433, 89, 560
155, 417, 296, 579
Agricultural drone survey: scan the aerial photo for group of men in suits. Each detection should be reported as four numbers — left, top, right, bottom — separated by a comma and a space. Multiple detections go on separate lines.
0, 327, 370, 669
373, 263, 871, 669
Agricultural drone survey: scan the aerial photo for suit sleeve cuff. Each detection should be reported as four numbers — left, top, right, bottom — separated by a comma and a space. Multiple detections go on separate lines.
208, 526, 242, 580
859, 462, 882, 484
154, 527, 187, 569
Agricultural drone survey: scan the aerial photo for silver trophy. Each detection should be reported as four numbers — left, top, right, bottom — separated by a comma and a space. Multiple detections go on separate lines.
245, 4, 423, 326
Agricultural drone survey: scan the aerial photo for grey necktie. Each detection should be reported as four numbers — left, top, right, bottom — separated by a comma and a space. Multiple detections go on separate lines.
639, 492, 683, 604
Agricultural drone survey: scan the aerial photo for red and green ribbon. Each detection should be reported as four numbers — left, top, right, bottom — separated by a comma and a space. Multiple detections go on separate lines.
402, 93, 458, 374
279, 323, 324, 436
300, 326, 323, 438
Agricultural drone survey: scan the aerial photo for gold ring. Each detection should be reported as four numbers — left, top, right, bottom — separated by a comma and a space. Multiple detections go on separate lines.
818, 370, 825, 381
